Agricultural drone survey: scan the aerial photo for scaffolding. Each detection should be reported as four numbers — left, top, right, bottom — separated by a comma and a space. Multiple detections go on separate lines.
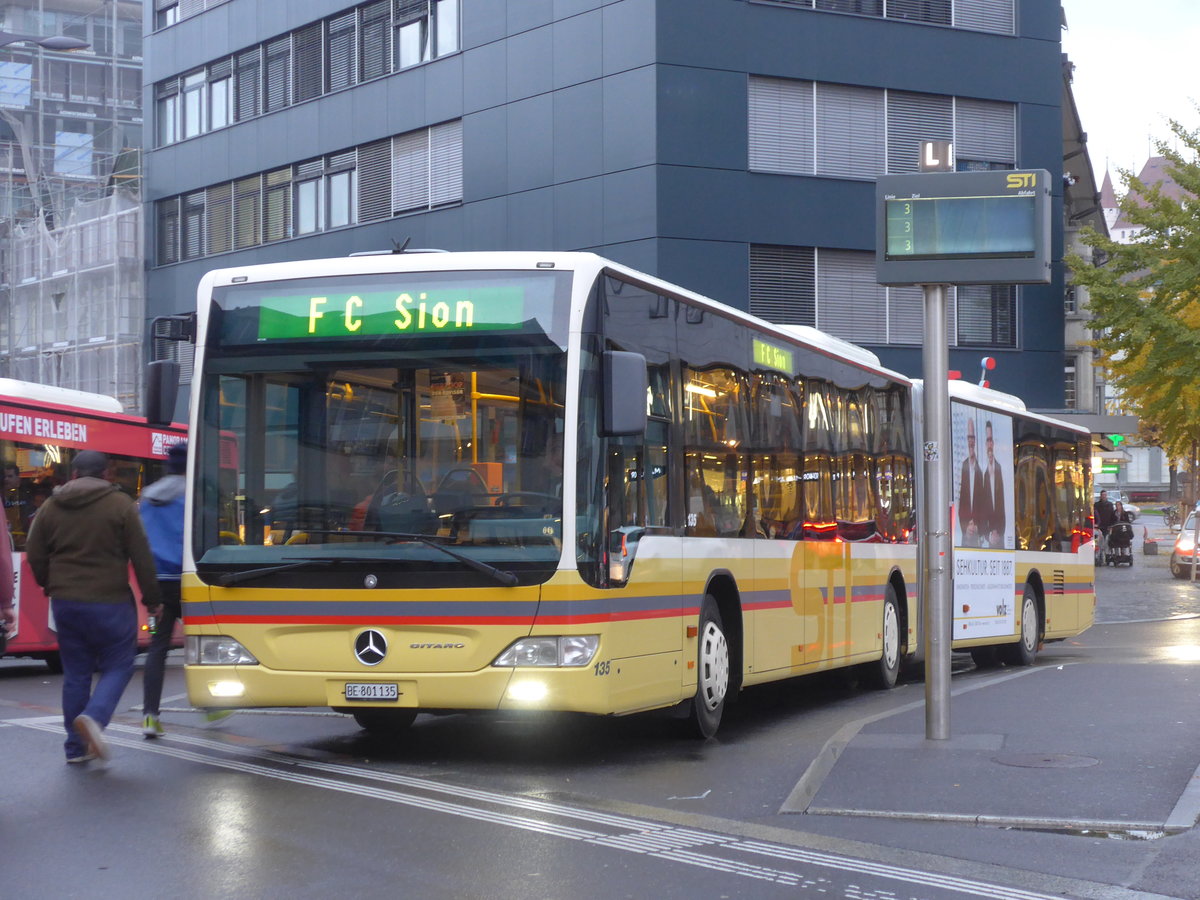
4, 189, 144, 408
0, 0, 145, 411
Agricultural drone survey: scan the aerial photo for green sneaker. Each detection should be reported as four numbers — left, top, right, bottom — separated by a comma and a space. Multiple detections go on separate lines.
202, 709, 237, 728
142, 714, 164, 738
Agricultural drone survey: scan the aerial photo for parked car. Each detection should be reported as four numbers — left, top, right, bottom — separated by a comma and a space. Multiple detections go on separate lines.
1094, 489, 1140, 521
1171, 512, 1198, 579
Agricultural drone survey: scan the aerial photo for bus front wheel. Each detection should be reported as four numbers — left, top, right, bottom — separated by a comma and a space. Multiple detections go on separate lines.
687, 595, 729, 739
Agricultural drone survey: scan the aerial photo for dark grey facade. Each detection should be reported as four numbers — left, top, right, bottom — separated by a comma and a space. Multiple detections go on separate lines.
143, 0, 1066, 407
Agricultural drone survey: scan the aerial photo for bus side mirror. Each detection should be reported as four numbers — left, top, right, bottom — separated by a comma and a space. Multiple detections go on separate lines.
601, 350, 647, 437
145, 359, 180, 426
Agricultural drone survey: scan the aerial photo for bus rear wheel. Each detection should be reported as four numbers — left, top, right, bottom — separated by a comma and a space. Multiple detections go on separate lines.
350, 708, 417, 736
998, 584, 1039, 667
860, 585, 901, 690
687, 595, 729, 739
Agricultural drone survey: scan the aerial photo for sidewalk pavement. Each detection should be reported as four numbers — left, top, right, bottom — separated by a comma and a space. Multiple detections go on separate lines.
783, 518, 1200, 835
782, 662, 1200, 834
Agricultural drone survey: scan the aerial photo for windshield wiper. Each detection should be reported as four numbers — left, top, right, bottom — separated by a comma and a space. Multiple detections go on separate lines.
273, 529, 520, 588
213, 557, 337, 587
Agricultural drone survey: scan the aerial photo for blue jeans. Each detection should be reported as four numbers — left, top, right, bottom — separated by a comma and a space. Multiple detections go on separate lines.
142, 580, 181, 717
53, 597, 137, 759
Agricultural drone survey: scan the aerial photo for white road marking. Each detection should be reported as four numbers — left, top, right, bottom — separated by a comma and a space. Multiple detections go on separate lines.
6, 715, 1085, 899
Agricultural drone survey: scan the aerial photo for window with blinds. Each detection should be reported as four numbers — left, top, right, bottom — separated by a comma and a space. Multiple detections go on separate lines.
749, 244, 816, 325
430, 119, 463, 207
264, 38, 291, 113
352, 141, 389, 224
817, 1, 883, 15
392, 120, 463, 214
886, 90, 952, 174
953, 0, 1014, 34
206, 182, 233, 254
155, 2, 461, 145
327, 11, 358, 92
234, 49, 261, 122
154, 122, 463, 265
954, 98, 1015, 167
234, 176, 262, 250
750, 0, 1014, 36
182, 192, 206, 259
750, 245, 969, 346
749, 76, 1014, 179
292, 24, 324, 104
815, 83, 885, 179
360, 1, 392, 81
264, 167, 294, 242
817, 249, 886, 340
748, 77, 813, 176
157, 198, 180, 265
886, 0, 950, 25
956, 284, 1016, 347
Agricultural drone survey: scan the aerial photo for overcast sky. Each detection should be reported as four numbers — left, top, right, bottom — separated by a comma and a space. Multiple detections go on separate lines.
1060, 0, 1200, 181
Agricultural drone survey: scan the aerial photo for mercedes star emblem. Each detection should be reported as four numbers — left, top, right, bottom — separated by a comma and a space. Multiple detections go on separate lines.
354, 629, 387, 666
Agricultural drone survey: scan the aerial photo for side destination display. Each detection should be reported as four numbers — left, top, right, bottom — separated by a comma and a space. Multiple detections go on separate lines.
875, 169, 1051, 286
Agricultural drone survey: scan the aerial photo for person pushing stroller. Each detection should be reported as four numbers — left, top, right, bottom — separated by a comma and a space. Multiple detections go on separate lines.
1105, 501, 1135, 566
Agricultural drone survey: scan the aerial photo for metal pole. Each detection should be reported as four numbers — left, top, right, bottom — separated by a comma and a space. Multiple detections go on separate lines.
922, 283, 952, 740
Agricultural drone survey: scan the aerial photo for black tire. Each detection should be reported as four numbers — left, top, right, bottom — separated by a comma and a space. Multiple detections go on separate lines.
970, 646, 1001, 668
687, 595, 729, 739
998, 584, 1039, 667
350, 708, 417, 736
1170, 553, 1189, 579
44, 652, 63, 674
860, 584, 901, 689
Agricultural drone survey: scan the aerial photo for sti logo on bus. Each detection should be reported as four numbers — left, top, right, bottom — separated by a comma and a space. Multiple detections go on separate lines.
1006, 172, 1037, 190
256, 287, 526, 341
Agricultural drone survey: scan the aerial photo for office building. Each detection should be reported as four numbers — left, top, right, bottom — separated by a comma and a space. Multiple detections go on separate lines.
145, 0, 1069, 409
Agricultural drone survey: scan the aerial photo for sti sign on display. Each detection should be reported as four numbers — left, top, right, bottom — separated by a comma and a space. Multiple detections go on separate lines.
875, 169, 1051, 285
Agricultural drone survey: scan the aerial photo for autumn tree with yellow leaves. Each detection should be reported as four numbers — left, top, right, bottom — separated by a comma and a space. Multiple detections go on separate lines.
1067, 117, 1200, 497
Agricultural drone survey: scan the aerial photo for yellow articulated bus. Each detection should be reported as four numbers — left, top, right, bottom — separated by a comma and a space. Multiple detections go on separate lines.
176, 251, 1093, 738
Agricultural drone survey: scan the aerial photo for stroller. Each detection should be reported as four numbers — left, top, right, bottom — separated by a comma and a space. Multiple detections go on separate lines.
1105, 521, 1135, 566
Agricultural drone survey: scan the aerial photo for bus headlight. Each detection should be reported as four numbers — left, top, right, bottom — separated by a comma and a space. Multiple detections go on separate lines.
186, 635, 259, 666
208, 681, 246, 698
493, 636, 599, 668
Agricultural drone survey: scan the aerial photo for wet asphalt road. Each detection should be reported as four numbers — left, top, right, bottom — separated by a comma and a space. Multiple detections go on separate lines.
3, 516, 1200, 899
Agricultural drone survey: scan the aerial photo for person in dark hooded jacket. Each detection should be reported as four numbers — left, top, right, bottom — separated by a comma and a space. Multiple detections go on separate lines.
25, 450, 161, 764
139, 441, 187, 738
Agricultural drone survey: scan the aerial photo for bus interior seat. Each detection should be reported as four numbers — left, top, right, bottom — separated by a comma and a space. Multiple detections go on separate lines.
431, 467, 490, 515
378, 487, 436, 534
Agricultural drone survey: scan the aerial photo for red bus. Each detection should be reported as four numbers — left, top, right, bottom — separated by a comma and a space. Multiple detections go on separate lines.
1, 377, 186, 670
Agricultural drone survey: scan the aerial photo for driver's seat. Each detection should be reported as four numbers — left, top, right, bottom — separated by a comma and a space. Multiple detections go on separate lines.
431, 467, 489, 515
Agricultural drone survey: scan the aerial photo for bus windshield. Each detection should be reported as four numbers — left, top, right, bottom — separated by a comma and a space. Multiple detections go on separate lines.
196, 353, 566, 580
193, 268, 571, 583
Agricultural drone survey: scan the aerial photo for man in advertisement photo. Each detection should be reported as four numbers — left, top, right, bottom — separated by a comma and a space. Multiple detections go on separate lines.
982, 419, 1006, 548
957, 417, 985, 547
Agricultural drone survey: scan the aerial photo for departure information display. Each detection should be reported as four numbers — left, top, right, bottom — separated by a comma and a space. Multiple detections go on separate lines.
875, 170, 1050, 285
885, 194, 1037, 260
